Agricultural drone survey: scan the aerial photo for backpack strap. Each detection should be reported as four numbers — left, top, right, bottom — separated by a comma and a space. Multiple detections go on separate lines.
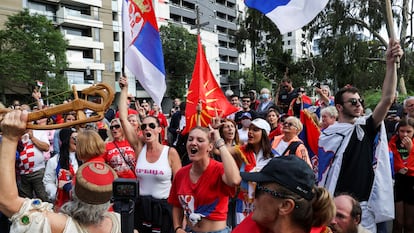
281, 141, 303, 156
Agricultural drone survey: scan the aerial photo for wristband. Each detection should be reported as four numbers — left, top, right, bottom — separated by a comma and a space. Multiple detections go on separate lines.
174, 226, 182, 233
214, 138, 225, 149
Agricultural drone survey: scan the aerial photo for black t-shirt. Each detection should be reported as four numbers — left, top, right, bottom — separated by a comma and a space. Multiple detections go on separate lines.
335, 116, 378, 202
278, 89, 298, 114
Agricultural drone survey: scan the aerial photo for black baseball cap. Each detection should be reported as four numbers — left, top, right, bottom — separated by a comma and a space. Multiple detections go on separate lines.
241, 155, 315, 200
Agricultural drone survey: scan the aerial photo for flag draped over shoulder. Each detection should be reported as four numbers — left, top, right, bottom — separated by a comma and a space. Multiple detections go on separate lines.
244, 0, 329, 34
122, 0, 166, 106
182, 35, 239, 135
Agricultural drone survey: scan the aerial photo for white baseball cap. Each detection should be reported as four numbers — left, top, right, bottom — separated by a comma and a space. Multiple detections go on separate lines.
251, 118, 270, 135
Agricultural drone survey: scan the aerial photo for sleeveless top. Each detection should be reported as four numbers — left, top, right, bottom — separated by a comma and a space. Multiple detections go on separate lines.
136, 145, 172, 199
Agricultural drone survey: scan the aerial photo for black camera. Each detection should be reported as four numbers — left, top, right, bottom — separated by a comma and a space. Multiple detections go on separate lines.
314, 82, 321, 88
113, 178, 139, 200
113, 178, 139, 233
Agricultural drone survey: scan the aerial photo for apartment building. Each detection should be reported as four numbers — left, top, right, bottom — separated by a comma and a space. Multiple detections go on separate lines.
283, 30, 312, 62
0, 0, 118, 92
166, 0, 242, 90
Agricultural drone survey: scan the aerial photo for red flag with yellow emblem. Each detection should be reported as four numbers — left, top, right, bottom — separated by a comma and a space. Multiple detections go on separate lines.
182, 35, 239, 135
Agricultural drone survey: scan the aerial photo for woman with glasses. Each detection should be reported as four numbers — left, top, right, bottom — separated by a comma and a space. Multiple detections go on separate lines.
103, 118, 137, 179
232, 155, 335, 233
388, 117, 414, 233
168, 126, 241, 233
271, 116, 311, 166
43, 127, 81, 211
118, 76, 182, 233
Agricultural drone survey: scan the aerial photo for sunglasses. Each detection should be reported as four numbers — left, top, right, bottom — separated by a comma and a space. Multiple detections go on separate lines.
110, 124, 121, 130
71, 136, 77, 144
255, 184, 288, 199
283, 122, 297, 128
345, 98, 364, 106
140, 122, 157, 130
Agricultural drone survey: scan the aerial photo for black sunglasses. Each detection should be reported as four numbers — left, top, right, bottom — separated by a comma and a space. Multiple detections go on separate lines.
255, 184, 288, 199
140, 122, 157, 130
283, 122, 297, 128
110, 124, 121, 130
345, 98, 364, 106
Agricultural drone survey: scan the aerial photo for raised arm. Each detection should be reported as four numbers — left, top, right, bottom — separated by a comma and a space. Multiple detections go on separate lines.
118, 76, 143, 154
209, 125, 241, 187
372, 39, 404, 127
0, 110, 27, 217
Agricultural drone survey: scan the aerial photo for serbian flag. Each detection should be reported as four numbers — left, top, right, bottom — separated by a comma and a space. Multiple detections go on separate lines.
182, 35, 239, 135
299, 109, 320, 174
122, 0, 166, 106
244, 0, 329, 34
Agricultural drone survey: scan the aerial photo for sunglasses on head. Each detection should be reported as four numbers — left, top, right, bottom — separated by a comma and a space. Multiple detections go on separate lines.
140, 122, 157, 130
110, 124, 121, 130
345, 98, 364, 106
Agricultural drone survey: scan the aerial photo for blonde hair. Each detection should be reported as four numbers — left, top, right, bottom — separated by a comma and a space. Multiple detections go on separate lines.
76, 129, 106, 161
276, 185, 335, 232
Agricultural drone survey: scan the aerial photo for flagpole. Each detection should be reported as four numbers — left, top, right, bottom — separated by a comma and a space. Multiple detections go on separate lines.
196, 100, 201, 127
385, 0, 400, 67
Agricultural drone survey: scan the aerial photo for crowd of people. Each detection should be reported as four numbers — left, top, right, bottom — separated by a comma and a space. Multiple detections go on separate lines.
0, 39, 409, 233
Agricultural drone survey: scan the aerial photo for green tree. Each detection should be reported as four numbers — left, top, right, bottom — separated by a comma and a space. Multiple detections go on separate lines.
235, 9, 313, 92
234, 69, 271, 93
308, 0, 414, 92
160, 24, 197, 99
0, 9, 68, 104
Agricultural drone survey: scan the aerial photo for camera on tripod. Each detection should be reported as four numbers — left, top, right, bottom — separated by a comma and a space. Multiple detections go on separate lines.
113, 178, 139, 233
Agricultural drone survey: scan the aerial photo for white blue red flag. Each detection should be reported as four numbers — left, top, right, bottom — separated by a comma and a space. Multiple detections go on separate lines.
123, 0, 166, 106
244, 0, 329, 34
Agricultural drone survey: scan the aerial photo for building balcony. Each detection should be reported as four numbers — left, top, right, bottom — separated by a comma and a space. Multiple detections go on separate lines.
219, 61, 238, 71
67, 59, 105, 70
64, 34, 104, 49
56, 7, 103, 28
219, 47, 238, 57
60, 0, 102, 8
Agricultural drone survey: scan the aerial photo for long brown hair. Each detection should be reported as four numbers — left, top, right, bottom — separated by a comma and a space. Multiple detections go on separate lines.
244, 128, 272, 159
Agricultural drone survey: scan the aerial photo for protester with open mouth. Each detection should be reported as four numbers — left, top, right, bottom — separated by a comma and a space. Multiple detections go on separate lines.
168, 125, 241, 233
118, 76, 182, 233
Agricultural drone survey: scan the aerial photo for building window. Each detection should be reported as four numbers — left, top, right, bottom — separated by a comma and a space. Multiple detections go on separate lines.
287, 32, 292, 37
287, 40, 291, 45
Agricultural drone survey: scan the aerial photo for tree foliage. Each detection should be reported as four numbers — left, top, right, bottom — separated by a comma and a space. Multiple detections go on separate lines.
0, 9, 68, 104
160, 24, 197, 99
308, 0, 414, 93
